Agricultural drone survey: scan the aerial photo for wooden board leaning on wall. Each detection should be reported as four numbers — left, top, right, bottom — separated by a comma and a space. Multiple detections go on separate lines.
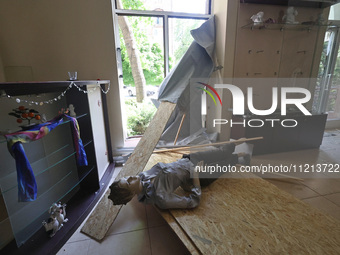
81, 101, 177, 241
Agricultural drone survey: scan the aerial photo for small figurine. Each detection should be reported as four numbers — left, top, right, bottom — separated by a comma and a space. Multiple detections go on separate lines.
251, 11, 264, 25
42, 202, 68, 237
69, 104, 76, 117
51, 202, 68, 225
42, 217, 60, 237
283, 7, 299, 24
41, 113, 47, 123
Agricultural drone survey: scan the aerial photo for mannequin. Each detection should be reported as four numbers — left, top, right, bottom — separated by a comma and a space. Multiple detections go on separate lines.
109, 143, 248, 209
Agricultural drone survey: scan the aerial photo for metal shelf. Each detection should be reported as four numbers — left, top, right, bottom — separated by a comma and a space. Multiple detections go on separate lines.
242, 22, 338, 31
3, 164, 96, 247
0, 140, 93, 196
0, 113, 88, 144
240, 0, 340, 9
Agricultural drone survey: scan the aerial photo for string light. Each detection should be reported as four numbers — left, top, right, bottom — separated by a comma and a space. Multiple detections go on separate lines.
1, 81, 110, 106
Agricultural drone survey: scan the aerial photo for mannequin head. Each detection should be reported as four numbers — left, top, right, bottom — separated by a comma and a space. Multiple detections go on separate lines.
108, 176, 143, 205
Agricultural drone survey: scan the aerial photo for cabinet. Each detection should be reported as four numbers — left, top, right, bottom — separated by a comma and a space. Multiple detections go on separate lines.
0, 81, 113, 254
232, 4, 332, 112
230, 112, 327, 154
224, 4, 331, 149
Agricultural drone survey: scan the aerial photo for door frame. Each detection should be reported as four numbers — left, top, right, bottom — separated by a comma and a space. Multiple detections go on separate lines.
315, 24, 340, 128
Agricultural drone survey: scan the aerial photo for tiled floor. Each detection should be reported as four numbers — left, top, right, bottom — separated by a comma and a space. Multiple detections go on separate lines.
252, 129, 340, 222
57, 166, 191, 255
57, 130, 340, 255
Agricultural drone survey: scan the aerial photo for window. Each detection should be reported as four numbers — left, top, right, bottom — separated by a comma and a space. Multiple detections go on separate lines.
113, 0, 212, 146
116, 0, 210, 15
313, 27, 340, 121
169, 18, 206, 70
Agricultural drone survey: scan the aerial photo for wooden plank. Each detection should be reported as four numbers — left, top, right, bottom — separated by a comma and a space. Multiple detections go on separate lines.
173, 113, 186, 146
154, 137, 263, 153
143, 152, 201, 254
116, 101, 177, 178
158, 210, 201, 255
169, 176, 340, 254
144, 152, 340, 255
81, 101, 176, 241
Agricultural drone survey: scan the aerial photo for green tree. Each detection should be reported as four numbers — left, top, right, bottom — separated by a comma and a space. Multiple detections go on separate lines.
117, 0, 146, 102
125, 99, 156, 136
171, 19, 204, 67
120, 24, 164, 86
119, 0, 164, 88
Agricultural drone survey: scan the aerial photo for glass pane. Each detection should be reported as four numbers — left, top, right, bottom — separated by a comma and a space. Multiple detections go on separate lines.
119, 16, 164, 88
0, 92, 81, 247
312, 31, 332, 113
118, 0, 209, 15
169, 18, 206, 71
118, 16, 160, 143
312, 29, 340, 120
327, 46, 340, 119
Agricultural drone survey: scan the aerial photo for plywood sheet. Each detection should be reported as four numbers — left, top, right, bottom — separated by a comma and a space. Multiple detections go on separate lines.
81, 102, 176, 241
80, 191, 122, 241
116, 102, 177, 178
144, 152, 201, 254
158, 210, 200, 255
144, 152, 340, 255
170, 176, 340, 255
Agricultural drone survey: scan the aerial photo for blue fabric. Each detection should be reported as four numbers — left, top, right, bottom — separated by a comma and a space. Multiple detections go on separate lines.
12, 142, 37, 202
64, 115, 88, 166
5, 114, 87, 202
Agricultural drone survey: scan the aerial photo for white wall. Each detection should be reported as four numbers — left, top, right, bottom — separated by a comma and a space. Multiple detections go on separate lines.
329, 2, 340, 20
0, 54, 5, 82
0, 0, 125, 149
0, 1, 123, 248
208, 0, 239, 141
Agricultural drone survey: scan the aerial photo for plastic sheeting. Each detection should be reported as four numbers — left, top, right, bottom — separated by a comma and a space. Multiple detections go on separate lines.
157, 17, 216, 145
158, 16, 215, 108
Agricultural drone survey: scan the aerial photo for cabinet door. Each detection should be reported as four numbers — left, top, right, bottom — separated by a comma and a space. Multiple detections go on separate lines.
87, 85, 109, 180
270, 118, 300, 152
234, 29, 282, 78
244, 117, 274, 155
230, 115, 246, 139
279, 29, 318, 79
298, 114, 327, 149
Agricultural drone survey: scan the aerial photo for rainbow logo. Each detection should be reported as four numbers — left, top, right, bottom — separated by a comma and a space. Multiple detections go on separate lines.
196, 82, 222, 106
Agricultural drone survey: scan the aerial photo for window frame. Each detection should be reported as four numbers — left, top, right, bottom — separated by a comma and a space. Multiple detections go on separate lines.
112, 1, 212, 145
315, 27, 340, 116
113, 4, 212, 77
